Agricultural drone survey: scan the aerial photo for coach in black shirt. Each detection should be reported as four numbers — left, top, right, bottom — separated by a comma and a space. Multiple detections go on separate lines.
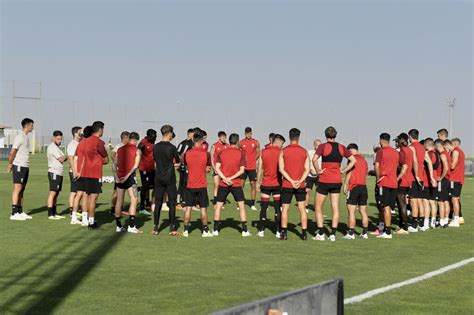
153, 125, 181, 235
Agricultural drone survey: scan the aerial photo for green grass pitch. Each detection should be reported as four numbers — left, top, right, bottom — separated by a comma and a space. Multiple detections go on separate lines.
1, 153, 473, 314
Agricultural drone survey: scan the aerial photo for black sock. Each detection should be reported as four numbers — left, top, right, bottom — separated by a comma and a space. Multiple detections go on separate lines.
331, 227, 337, 235
302, 229, 307, 236
348, 229, 355, 236
111, 206, 115, 215
250, 199, 255, 206
18, 206, 23, 214
69, 207, 73, 214
241, 221, 248, 233
11, 205, 18, 216
53, 205, 57, 216
412, 216, 418, 227
385, 227, 392, 235
259, 201, 269, 231
115, 217, 122, 228
214, 220, 221, 232
48, 207, 54, 217
184, 223, 190, 232
202, 224, 209, 232
129, 215, 136, 228
418, 218, 424, 227
273, 199, 281, 232
281, 228, 287, 236
318, 228, 325, 235
362, 227, 368, 234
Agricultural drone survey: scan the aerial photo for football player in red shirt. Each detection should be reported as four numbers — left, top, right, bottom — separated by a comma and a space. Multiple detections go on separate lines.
278, 128, 310, 240
256, 134, 285, 238
110, 131, 129, 215
342, 143, 369, 240
374, 133, 401, 239
394, 133, 411, 235
313, 126, 356, 241
201, 130, 209, 151
448, 138, 465, 227
434, 139, 451, 227
210, 131, 229, 204
181, 130, 213, 237
264, 133, 276, 149
83, 121, 109, 229
424, 138, 440, 228
113, 132, 142, 234
137, 129, 157, 214
240, 127, 261, 211
213, 133, 250, 237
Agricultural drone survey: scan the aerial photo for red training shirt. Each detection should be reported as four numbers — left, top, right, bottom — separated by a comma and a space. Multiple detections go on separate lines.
117, 144, 137, 178
212, 141, 229, 162
399, 146, 414, 188
240, 138, 258, 170
410, 141, 427, 184
138, 137, 155, 172
450, 146, 465, 184
316, 142, 351, 184
282, 144, 307, 189
84, 135, 108, 179
75, 140, 87, 176
184, 147, 211, 189
375, 146, 400, 189
348, 154, 368, 190
216, 147, 246, 187
261, 145, 282, 187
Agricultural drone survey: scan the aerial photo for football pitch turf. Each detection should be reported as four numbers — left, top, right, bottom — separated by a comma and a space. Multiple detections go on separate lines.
1, 153, 473, 314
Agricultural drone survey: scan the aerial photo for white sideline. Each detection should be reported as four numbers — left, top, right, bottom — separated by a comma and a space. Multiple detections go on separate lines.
344, 257, 474, 305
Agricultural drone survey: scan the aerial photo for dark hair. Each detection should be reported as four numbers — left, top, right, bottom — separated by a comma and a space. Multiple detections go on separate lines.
229, 133, 239, 145
269, 132, 275, 138
71, 126, 82, 137
347, 143, 358, 151
434, 139, 444, 146
53, 130, 63, 137
443, 139, 452, 146
397, 133, 409, 142
21, 118, 34, 128
83, 126, 93, 138
451, 137, 461, 144
129, 132, 139, 140
218, 131, 227, 137
187, 128, 194, 134
289, 128, 300, 141
437, 128, 448, 137
408, 129, 419, 140
380, 133, 391, 142
324, 126, 337, 139
202, 130, 207, 136
120, 131, 130, 140
245, 127, 252, 133
92, 121, 105, 133
193, 131, 203, 143
146, 129, 157, 139
193, 127, 202, 134
161, 125, 174, 136
424, 138, 434, 146
273, 134, 286, 143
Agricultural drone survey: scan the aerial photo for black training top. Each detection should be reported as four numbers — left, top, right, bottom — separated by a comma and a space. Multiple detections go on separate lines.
153, 141, 180, 184
177, 138, 194, 170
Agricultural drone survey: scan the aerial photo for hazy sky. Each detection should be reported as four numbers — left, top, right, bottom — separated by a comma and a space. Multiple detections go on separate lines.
1, 0, 472, 154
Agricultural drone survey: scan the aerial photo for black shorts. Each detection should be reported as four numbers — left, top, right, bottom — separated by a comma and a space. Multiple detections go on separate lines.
397, 186, 410, 195
281, 187, 306, 204
48, 172, 63, 192
422, 186, 431, 200
261, 186, 281, 196
428, 187, 438, 201
240, 169, 257, 181
408, 181, 424, 199
12, 165, 29, 185
139, 170, 155, 188
76, 177, 86, 192
216, 186, 245, 203
84, 177, 102, 195
116, 176, 137, 190
212, 169, 218, 177
182, 188, 209, 208
347, 185, 368, 206
305, 176, 319, 190
449, 182, 463, 198
316, 182, 342, 195
437, 179, 450, 202
377, 186, 397, 208
69, 172, 79, 192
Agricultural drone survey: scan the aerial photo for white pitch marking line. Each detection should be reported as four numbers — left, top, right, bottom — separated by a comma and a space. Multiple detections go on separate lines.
344, 257, 474, 305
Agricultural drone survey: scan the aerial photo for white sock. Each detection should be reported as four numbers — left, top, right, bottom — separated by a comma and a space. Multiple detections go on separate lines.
424, 219, 429, 227
378, 222, 384, 231
82, 213, 88, 223
454, 216, 459, 223
89, 217, 94, 225
151, 203, 155, 212
72, 212, 77, 220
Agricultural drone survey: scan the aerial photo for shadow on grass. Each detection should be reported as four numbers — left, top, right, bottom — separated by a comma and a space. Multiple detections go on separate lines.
0, 229, 124, 314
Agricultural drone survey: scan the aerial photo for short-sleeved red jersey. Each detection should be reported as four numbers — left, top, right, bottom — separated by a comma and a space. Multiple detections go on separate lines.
450, 146, 465, 184
375, 146, 400, 189
410, 141, 427, 184
316, 142, 351, 184
399, 146, 414, 187
261, 145, 282, 187
240, 138, 258, 170
117, 144, 137, 178
184, 147, 211, 189
349, 154, 368, 190
75, 140, 87, 176
212, 141, 229, 161
438, 150, 451, 180
138, 137, 155, 172
84, 135, 108, 179
282, 144, 307, 189
202, 141, 209, 152
216, 147, 246, 187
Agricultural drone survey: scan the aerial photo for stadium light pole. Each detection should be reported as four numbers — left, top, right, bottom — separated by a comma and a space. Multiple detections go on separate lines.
447, 97, 456, 137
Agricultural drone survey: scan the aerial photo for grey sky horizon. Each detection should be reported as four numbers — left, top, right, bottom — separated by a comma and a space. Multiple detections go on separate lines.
1, 1, 473, 155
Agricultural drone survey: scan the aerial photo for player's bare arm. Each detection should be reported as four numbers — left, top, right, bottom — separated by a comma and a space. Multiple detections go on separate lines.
424, 151, 436, 186
341, 155, 357, 174
410, 146, 420, 183
397, 163, 408, 182
451, 150, 459, 170
439, 154, 448, 180
256, 156, 263, 192
7, 148, 18, 172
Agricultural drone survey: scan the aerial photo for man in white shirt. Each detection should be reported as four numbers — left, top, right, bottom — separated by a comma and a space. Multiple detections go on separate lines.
67, 126, 83, 218
305, 139, 322, 212
47, 130, 67, 219
7, 118, 34, 221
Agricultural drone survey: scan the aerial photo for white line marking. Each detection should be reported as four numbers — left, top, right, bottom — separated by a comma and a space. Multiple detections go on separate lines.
344, 257, 474, 305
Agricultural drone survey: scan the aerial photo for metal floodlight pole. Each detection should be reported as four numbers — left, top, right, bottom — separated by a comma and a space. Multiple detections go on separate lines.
447, 97, 456, 137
